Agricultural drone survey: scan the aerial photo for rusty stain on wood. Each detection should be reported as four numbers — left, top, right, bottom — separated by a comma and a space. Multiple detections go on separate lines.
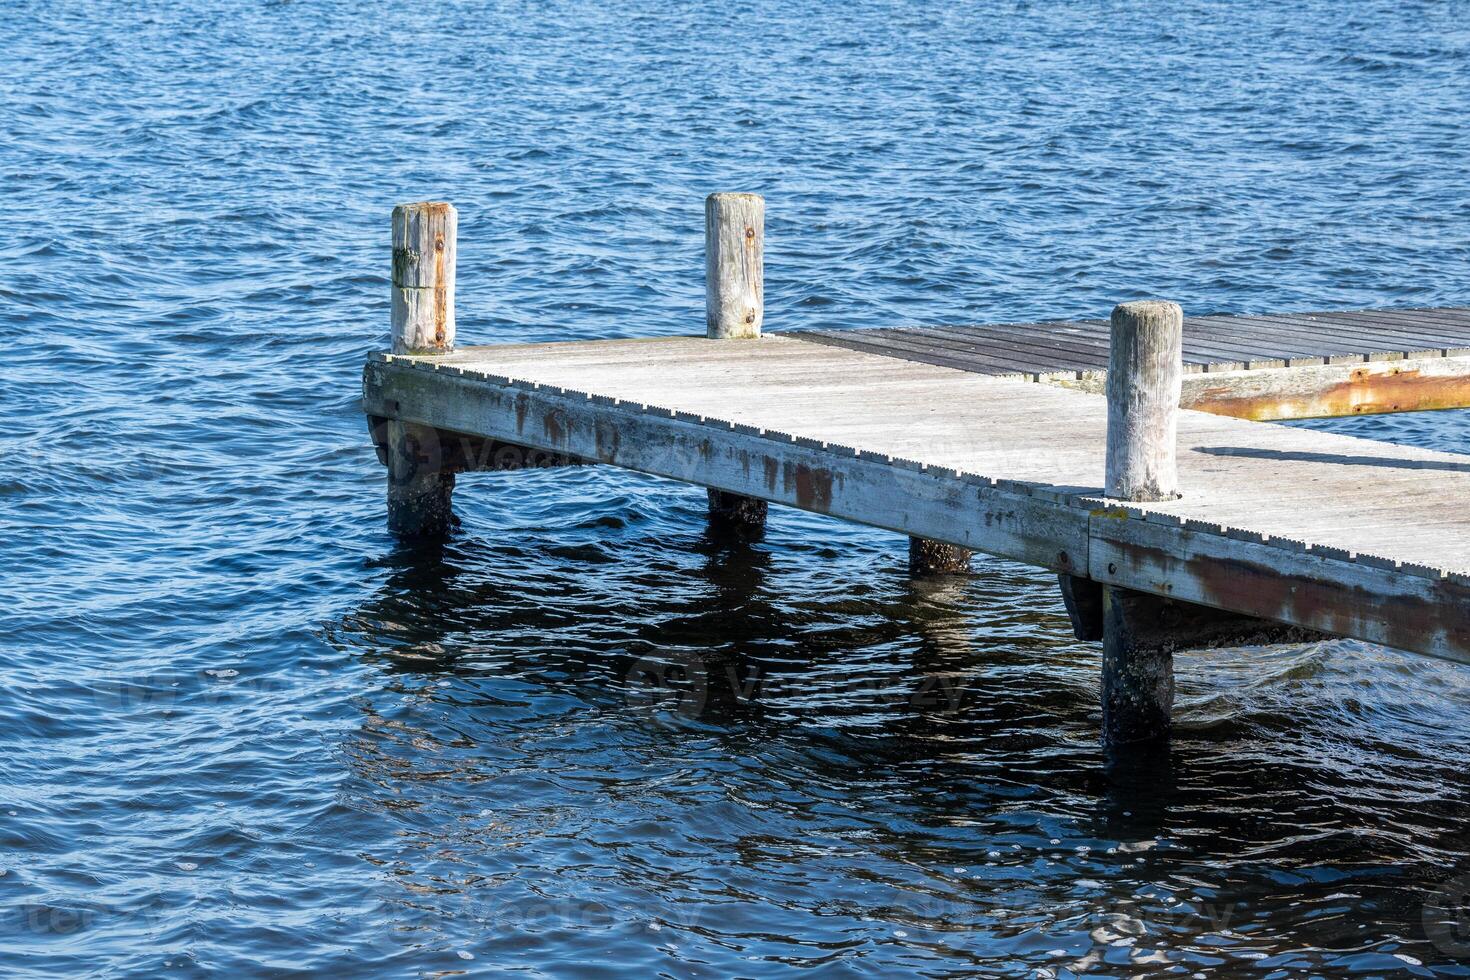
542, 407, 568, 446
514, 392, 530, 434
594, 419, 620, 462
786, 463, 834, 511
1136, 541, 1465, 661
1187, 362, 1470, 420
1088, 514, 1470, 664
433, 232, 447, 347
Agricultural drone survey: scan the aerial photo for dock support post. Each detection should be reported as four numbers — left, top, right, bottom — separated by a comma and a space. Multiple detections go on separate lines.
1102, 300, 1183, 748
706, 488, 768, 538
908, 537, 972, 576
386, 202, 458, 537
1100, 587, 1176, 746
391, 202, 457, 355
704, 193, 769, 534
386, 420, 456, 538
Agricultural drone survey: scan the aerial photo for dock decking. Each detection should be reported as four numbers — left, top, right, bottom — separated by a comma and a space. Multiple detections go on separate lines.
363, 313, 1470, 665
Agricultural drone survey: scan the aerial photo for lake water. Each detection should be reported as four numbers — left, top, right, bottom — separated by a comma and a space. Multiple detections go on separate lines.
4, 0, 1470, 975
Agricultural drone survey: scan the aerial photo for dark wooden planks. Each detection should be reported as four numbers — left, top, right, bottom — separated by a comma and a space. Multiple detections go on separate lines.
782, 307, 1470, 378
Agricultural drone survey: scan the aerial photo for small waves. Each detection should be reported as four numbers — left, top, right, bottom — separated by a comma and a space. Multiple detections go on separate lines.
2, 0, 1470, 974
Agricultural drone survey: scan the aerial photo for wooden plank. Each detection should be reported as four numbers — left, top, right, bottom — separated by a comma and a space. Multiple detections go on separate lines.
796, 314, 1456, 375
1182, 310, 1470, 362
1188, 314, 1402, 359
1184, 315, 1372, 360
1305, 314, 1464, 357
1322, 308, 1470, 333
1295, 311, 1467, 352
895, 326, 1111, 374
878, 327, 1101, 375
912, 323, 1116, 366
1263, 313, 1467, 353
975, 315, 1337, 366
1179, 319, 1344, 362
795, 330, 1034, 377
792, 323, 1231, 372
781, 309, 1470, 383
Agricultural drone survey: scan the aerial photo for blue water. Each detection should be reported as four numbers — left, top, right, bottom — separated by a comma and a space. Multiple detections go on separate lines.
4, 0, 1470, 975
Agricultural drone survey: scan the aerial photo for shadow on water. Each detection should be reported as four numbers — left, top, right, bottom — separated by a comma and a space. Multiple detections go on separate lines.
329, 512, 1120, 803
339, 524, 1094, 744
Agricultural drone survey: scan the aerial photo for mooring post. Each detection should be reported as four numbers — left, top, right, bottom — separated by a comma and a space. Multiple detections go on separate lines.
1101, 299, 1183, 748
705, 192, 763, 340
704, 193, 769, 533
386, 202, 458, 537
1106, 299, 1182, 502
392, 202, 457, 355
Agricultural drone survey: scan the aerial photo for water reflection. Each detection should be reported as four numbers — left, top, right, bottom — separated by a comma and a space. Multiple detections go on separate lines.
343, 514, 1034, 739
321, 497, 1470, 972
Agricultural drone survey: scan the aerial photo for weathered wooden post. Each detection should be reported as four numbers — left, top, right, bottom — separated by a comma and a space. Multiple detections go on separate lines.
392, 202, 457, 354
386, 202, 458, 537
704, 193, 768, 533
1107, 300, 1182, 500
705, 193, 763, 340
1101, 299, 1183, 748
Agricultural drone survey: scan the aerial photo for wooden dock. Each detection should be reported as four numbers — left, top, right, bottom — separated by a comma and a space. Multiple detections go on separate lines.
364, 199, 1470, 750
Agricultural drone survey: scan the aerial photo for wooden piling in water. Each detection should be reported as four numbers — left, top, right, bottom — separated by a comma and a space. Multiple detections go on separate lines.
908, 537, 972, 576
386, 418, 455, 538
387, 202, 458, 536
704, 194, 769, 533
1101, 300, 1184, 749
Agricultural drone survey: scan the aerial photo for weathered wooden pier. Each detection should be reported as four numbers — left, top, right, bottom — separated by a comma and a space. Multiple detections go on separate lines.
364, 198, 1470, 750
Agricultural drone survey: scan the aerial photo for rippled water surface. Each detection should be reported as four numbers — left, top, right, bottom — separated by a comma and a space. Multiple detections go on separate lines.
5, 0, 1470, 975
